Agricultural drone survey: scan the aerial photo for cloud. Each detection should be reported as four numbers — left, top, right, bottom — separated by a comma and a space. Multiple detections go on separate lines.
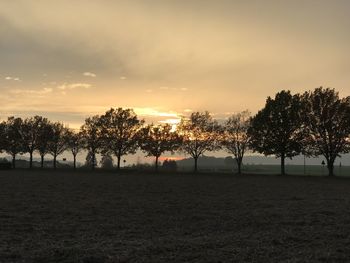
5, 76, 20, 81
83, 72, 96, 77
133, 107, 179, 118
120, 76, 127, 80
57, 83, 91, 90
10, 87, 52, 95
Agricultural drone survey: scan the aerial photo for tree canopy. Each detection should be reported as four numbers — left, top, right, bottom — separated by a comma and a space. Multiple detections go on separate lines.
221, 110, 251, 174
302, 87, 350, 176
248, 90, 303, 175
139, 123, 182, 171
99, 108, 144, 170
178, 111, 220, 172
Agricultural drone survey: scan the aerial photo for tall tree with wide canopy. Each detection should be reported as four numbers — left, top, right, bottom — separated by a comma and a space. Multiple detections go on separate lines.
138, 123, 182, 171
248, 90, 303, 175
302, 87, 350, 176
221, 110, 251, 175
21, 116, 49, 168
36, 119, 54, 168
80, 115, 102, 170
3, 117, 24, 168
48, 122, 69, 169
66, 129, 83, 170
178, 111, 220, 173
99, 108, 144, 170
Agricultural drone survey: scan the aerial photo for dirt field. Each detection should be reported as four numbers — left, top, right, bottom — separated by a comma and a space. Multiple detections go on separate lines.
1, 170, 350, 262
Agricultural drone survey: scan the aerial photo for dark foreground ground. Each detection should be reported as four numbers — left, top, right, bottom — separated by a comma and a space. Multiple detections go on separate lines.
1, 170, 350, 262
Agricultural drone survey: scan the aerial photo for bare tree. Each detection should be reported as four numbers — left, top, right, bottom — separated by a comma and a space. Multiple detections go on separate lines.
36, 118, 53, 168
99, 108, 144, 170
66, 129, 83, 170
138, 123, 182, 172
48, 122, 69, 169
3, 117, 24, 168
80, 115, 102, 170
302, 87, 350, 176
221, 111, 251, 174
178, 111, 220, 173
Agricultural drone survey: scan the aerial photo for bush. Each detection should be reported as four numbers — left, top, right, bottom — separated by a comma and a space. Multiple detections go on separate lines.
162, 159, 177, 172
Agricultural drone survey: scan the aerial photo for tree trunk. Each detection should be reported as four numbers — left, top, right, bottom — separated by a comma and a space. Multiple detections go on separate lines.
194, 157, 198, 173
41, 155, 44, 168
12, 154, 16, 169
73, 155, 76, 170
327, 160, 334, 176
281, 153, 285, 175
91, 153, 95, 170
117, 155, 121, 170
236, 158, 242, 175
29, 151, 33, 169
155, 156, 159, 172
53, 155, 57, 169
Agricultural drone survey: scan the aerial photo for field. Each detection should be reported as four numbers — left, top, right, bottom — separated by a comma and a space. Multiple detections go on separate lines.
242, 164, 350, 176
1, 170, 350, 262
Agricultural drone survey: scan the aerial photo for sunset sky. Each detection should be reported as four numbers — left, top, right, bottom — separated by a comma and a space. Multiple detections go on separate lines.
1, 0, 350, 130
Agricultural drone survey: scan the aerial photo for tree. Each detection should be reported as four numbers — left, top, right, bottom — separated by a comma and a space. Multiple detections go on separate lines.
221, 110, 251, 174
178, 111, 220, 173
100, 154, 114, 169
66, 130, 83, 170
80, 115, 102, 170
84, 151, 96, 169
138, 123, 182, 172
36, 119, 54, 168
162, 159, 177, 171
99, 108, 143, 170
48, 122, 69, 169
0, 122, 7, 156
302, 87, 350, 176
3, 117, 24, 168
248, 90, 303, 175
21, 116, 49, 168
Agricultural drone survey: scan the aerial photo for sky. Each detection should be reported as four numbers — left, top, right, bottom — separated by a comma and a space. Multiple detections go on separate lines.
1, 0, 350, 131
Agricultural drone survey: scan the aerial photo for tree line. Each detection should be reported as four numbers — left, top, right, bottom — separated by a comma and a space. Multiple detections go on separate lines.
1, 87, 349, 176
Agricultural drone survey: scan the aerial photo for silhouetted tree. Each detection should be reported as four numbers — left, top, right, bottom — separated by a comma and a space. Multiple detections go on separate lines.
162, 159, 177, 171
248, 90, 303, 175
36, 118, 53, 168
67, 130, 83, 170
48, 122, 69, 169
3, 117, 24, 168
84, 151, 96, 169
178, 111, 220, 173
302, 87, 350, 176
99, 108, 143, 170
80, 115, 102, 170
21, 116, 49, 168
221, 110, 251, 174
100, 154, 114, 169
138, 123, 182, 171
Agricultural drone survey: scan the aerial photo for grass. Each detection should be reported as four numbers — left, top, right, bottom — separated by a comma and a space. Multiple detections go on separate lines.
1, 170, 350, 262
